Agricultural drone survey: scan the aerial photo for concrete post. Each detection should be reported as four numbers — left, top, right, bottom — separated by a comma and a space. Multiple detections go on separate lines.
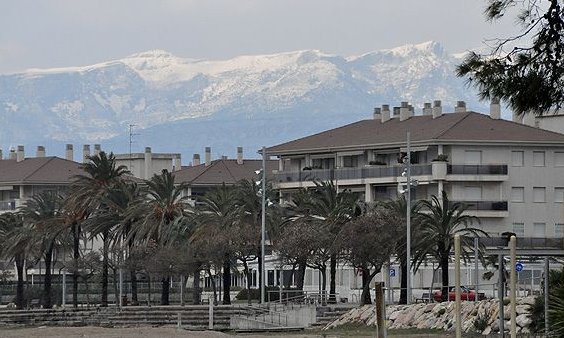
454, 234, 461, 338
545, 258, 550, 334
510, 236, 517, 338
499, 254, 505, 335
375, 281, 386, 338
208, 300, 214, 330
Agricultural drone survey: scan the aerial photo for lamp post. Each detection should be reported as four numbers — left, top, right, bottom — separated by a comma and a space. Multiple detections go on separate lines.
261, 146, 266, 304
406, 132, 412, 305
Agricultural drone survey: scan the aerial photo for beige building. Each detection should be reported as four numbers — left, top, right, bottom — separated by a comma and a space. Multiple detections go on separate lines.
267, 100, 564, 241
114, 147, 182, 180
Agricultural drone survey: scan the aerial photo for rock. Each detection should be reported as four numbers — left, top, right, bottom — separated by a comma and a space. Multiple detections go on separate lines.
516, 304, 530, 315
516, 314, 532, 327
389, 310, 401, 321
482, 326, 492, 335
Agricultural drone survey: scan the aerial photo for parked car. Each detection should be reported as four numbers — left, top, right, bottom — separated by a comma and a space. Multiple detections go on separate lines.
432, 286, 486, 302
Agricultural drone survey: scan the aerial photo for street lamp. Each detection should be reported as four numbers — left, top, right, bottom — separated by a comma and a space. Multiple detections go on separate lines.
258, 146, 267, 304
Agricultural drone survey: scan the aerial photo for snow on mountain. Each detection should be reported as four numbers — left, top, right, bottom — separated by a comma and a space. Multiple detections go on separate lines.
0, 41, 485, 159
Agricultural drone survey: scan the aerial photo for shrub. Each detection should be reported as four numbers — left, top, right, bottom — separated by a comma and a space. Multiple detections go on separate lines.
433, 154, 449, 162
473, 309, 490, 333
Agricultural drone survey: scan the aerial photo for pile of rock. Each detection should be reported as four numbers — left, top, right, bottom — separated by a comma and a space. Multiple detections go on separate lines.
324, 297, 535, 335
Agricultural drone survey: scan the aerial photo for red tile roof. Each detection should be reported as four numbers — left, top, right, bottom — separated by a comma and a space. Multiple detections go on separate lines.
173, 159, 278, 186
0, 157, 84, 184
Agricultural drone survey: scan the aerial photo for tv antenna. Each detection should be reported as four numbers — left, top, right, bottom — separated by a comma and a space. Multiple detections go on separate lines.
128, 124, 140, 170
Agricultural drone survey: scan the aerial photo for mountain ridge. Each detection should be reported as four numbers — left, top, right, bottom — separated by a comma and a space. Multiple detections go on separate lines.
0, 41, 487, 160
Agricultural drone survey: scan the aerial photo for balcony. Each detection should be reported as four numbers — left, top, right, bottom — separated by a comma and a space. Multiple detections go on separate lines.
0, 200, 16, 212
447, 164, 507, 175
450, 200, 508, 218
274, 164, 432, 184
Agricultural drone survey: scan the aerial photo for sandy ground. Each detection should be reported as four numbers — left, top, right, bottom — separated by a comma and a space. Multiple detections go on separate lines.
0, 327, 325, 338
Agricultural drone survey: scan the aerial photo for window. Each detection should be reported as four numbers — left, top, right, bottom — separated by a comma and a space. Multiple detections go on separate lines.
556, 224, 564, 238
511, 151, 524, 167
533, 222, 546, 237
513, 223, 525, 237
533, 187, 546, 203
464, 150, 482, 165
533, 151, 545, 167
555, 188, 564, 203
342, 155, 359, 168
555, 152, 564, 167
511, 187, 525, 202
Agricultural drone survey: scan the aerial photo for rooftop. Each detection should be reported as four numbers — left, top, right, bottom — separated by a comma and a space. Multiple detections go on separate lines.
173, 159, 278, 186
0, 157, 84, 184
267, 112, 564, 155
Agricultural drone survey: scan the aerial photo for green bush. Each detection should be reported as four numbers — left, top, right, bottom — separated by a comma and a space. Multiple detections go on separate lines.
473, 309, 490, 333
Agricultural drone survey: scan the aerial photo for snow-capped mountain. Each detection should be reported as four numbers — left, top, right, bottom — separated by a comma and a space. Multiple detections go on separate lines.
0, 41, 484, 159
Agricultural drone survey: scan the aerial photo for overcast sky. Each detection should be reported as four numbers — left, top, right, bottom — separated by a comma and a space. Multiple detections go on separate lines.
0, 0, 519, 74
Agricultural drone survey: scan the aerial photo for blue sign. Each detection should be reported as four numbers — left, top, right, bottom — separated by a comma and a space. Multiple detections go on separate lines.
389, 268, 396, 277
516, 262, 524, 272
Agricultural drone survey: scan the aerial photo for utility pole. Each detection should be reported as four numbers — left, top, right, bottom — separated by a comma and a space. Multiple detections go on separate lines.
406, 131, 412, 304
261, 146, 266, 304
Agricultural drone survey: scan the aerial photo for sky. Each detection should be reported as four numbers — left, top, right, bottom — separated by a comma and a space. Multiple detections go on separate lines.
0, 0, 519, 74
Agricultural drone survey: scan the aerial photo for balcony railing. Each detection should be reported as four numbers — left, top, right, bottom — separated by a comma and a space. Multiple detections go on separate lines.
480, 237, 564, 249
0, 200, 16, 211
274, 164, 432, 183
450, 200, 508, 211
447, 164, 508, 175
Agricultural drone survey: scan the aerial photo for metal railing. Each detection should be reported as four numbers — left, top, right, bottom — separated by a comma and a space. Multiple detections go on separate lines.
447, 164, 508, 175
480, 237, 564, 249
0, 200, 16, 211
274, 164, 432, 183
451, 200, 508, 211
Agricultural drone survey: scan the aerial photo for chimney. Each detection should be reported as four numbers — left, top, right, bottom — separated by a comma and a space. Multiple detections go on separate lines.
400, 101, 410, 121
237, 147, 244, 165
36, 146, 46, 158
174, 155, 181, 172
422, 102, 432, 115
490, 98, 501, 119
0, 149, 2, 160
16, 145, 24, 162
512, 111, 522, 123
523, 113, 536, 127
381, 105, 390, 123
83, 145, 90, 163
65, 144, 74, 161
94, 144, 101, 156
9, 148, 16, 160
432, 100, 443, 119
221, 155, 228, 160
392, 107, 400, 118
373, 107, 382, 120
205, 147, 211, 166
193, 154, 201, 166
455, 101, 467, 113
144, 147, 152, 179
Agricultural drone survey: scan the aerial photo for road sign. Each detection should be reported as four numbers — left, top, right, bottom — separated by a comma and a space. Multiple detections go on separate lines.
389, 268, 396, 277
516, 262, 524, 272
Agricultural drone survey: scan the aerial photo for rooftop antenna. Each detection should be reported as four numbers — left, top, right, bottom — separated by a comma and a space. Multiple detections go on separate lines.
128, 124, 140, 172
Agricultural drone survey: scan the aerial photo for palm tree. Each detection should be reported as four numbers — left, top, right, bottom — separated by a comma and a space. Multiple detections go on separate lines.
413, 191, 487, 301
307, 180, 358, 303
20, 191, 65, 309
193, 184, 238, 305
0, 212, 31, 309
379, 195, 421, 304
68, 151, 129, 307
129, 169, 190, 305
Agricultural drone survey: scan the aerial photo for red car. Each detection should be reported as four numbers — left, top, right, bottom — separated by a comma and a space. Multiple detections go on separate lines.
433, 286, 486, 302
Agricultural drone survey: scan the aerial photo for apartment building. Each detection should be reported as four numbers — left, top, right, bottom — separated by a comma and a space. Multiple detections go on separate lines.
266, 100, 564, 241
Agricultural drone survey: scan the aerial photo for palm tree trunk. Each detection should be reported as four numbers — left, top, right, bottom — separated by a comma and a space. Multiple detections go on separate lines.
295, 257, 307, 291
42, 243, 54, 309
101, 231, 109, 307
329, 254, 337, 304
72, 222, 80, 308
15, 254, 25, 309
399, 256, 407, 304
161, 276, 170, 305
147, 274, 152, 306
243, 261, 251, 305
320, 266, 327, 304
441, 252, 449, 302
222, 255, 231, 305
